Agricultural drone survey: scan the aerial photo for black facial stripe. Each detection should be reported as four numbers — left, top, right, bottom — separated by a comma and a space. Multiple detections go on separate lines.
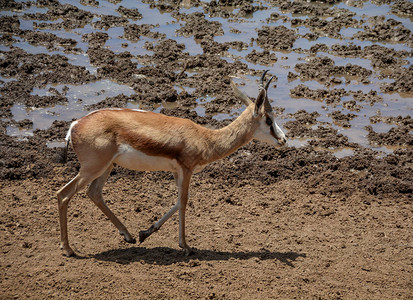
270, 125, 277, 139
266, 116, 272, 126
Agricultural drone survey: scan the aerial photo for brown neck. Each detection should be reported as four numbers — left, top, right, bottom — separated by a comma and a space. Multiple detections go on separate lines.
207, 104, 257, 162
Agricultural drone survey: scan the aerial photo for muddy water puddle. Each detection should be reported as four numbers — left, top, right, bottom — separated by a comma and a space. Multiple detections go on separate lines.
1, 0, 412, 156
6, 80, 134, 136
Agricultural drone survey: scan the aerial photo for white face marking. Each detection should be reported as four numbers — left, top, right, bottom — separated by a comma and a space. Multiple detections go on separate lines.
114, 144, 179, 172
273, 122, 286, 144
253, 117, 286, 146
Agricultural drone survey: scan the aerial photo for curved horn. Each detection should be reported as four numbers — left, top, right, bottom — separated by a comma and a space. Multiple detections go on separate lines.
264, 76, 274, 91
259, 70, 269, 90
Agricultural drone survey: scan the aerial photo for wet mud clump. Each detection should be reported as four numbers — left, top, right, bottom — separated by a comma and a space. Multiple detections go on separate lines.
366, 115, 413, 147
382, 65, 413, 93
257, 25, 297, 51
175, 12, 224, 39
354, 16, 413, 45
284, 111, 354, 149
246, 50, 277, 65
290, 85, 383, 108
391, 0, 413, 16
116, 6, 143, 20
205, 0, 265, 18
290, 85, 348, 107
123, 23, 166, 41
294, 56, 372, 85
291, 11, 360, 39
330, 111, 357, 128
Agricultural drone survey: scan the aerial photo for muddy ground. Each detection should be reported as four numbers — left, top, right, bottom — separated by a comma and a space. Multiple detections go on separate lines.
1, 0, 413, 299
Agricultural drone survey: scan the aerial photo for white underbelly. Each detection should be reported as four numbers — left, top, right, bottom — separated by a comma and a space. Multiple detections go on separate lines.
114, 144, 179, 172
193, 164, 207, 174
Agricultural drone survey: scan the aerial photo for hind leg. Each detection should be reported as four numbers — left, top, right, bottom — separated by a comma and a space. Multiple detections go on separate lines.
86, 164, 136, 244
57, 174, 93, 256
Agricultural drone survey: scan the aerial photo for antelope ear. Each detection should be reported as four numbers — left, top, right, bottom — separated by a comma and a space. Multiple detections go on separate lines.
254, 89, 266, 116
230, 80, 252, 106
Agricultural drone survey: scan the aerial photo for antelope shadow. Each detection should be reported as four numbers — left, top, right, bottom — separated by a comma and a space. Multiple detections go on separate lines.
90, 246, 306, 267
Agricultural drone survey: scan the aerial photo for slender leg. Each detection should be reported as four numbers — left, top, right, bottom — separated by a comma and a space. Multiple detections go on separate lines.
86, 164, 136, 244
57, 156, 115, 257
138, 172, 180, 243
57, 174, 93, 256
139, 169, 193, 255
177, 170, 192, 255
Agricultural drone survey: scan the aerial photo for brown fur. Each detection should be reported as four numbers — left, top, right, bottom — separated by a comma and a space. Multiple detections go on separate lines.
71, 107, 257, 171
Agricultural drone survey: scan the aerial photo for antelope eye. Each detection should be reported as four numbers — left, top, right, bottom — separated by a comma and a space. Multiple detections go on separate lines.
265, 117, 272, 126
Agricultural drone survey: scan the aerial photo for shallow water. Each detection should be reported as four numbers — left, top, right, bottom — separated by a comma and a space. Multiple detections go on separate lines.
6, 79, 134, 137
1, 0, 412, 156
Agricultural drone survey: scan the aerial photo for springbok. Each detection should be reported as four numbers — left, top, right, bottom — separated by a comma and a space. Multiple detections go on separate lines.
57, 70, 286, 256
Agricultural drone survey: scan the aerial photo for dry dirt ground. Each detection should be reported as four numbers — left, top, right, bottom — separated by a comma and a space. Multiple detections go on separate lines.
1, 0, 413, 299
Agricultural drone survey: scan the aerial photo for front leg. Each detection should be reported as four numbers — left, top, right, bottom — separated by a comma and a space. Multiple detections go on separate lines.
138, 169, 193, 255
139, 172, 180, 243
178, 169, 193, 255
178, 211, 193, 256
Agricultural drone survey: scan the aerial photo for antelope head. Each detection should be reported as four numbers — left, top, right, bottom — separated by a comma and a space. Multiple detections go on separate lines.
231, 70, 287, 146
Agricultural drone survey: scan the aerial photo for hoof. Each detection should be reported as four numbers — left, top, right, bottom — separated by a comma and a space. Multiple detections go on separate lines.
124, 236, 136, 244
62, 248, 76, 257
139, 225, 156, 243
139, 230, 150, 243
180, 243, 194, 256
64, 251, 77, 257
61, 243, 75, 257
120, 231, 136, 244
184, 247, 194, 256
